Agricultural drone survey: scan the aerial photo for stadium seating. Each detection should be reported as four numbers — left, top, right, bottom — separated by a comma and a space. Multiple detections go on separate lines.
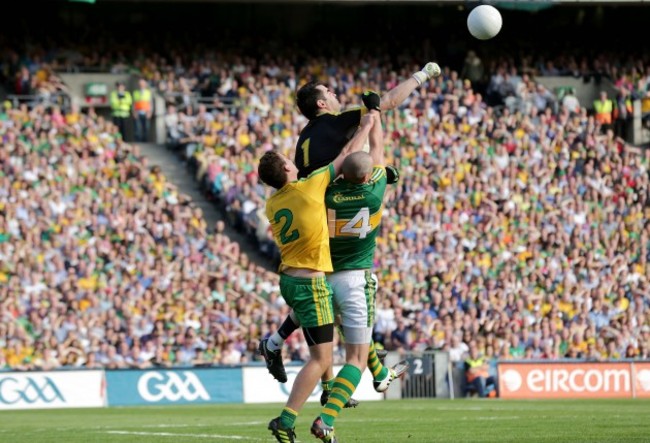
0, 102, 286, 370
161, 54, 650, 365
1, 43, 649, 372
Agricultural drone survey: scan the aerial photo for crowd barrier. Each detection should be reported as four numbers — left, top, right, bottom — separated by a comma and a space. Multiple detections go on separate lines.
498, 361, 650, 399
3, 361, 649, 409
0, 364, 380, 410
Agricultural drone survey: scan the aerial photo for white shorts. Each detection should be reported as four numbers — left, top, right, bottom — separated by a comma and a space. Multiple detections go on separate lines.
327, 270, 378, 344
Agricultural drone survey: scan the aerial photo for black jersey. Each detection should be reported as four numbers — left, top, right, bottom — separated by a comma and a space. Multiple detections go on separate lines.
295, 107, 364, 178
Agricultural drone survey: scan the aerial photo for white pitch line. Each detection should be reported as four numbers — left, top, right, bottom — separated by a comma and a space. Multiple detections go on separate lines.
450, 415, 522, 421
140, 421, 265, 428
140, 424, 192, 428
105, 430, 263, 441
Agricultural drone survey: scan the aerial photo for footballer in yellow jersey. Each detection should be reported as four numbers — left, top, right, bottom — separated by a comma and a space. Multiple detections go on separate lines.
265, 163, 336, 274
258, 113, 376, 443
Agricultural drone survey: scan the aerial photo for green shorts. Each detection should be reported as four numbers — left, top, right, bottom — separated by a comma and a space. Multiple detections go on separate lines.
279, 274, 335, 328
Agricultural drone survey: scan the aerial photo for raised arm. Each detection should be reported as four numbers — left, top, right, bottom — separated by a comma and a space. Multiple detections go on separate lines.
331, 113, 374, 175
368, 112, 384, 166
379, 62, 441, 111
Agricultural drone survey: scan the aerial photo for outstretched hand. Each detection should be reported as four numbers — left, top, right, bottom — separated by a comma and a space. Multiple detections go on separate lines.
362, 90, 381, 111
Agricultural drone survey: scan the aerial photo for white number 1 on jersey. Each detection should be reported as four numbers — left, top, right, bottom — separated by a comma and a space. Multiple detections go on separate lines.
340, 207, 372, 239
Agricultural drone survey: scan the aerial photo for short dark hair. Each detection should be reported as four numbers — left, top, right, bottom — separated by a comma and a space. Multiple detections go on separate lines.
296, 81, 325, 120
258, 151, 288, 189
342, 152, 373, 184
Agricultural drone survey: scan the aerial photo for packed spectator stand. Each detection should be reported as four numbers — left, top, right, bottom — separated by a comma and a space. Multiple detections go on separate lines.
0, 101, 295, 370
163, 52, 650, 365
1, 38, 649, 377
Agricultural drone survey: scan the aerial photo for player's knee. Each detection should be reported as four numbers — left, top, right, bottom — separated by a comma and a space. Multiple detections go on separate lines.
342, 326, 373, 346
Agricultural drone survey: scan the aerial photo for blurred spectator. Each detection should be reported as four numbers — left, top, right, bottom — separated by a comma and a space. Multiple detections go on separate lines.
1, 38, 650, 373
464, 344, 496, 398
461, 51, 485, 92
133, 77, 154, 142
0, 101, 281, 370
613, 87, 633, 138
594, 90, 613, 132
448, 335, 469, 363
110, 81, 132, 140
15, 66, 31, 95
561, 87, 580, 115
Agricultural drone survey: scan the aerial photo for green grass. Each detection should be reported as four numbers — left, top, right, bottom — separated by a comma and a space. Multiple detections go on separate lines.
2, 399, 650, 442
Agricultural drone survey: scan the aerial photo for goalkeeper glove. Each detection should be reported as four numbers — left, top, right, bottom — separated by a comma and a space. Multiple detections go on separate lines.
361, 90, 381, 112
412, 62, 441, 86
385, 165, 400, 184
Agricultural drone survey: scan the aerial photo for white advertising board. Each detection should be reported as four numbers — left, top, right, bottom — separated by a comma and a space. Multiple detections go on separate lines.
0, 370, 105, 410
243, 365, 383, 403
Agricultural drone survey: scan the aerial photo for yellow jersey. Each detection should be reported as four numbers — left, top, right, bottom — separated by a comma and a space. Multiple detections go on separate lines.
265, 164, 335, 272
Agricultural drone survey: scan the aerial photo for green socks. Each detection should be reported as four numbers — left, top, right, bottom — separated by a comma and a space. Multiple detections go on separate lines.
321, 364, 362, 426
368, 341, 389, 382
280, 406, 298, 429
322, 378, 334, 392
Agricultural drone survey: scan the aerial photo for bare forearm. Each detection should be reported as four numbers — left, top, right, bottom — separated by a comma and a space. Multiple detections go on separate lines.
380, 78, 419, 111
369, 113, 384, 165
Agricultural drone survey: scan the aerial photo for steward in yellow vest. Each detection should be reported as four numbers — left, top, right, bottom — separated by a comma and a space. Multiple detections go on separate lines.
133, 77, 154, 142
593, 91, 613, 125
110, 81, 132, 140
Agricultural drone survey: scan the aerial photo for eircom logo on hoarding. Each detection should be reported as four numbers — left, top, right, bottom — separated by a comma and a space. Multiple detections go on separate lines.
498, 362, 650, 399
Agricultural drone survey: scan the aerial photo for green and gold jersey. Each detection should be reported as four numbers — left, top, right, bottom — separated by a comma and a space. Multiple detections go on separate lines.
266, 164, 336, 273
325, 166, 387, 271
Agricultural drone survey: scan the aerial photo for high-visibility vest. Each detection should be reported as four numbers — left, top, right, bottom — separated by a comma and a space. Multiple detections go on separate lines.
133, 88, 152, 113
110, 91, 132, 118
593, 99, 613, 124
465, 357, 489, 381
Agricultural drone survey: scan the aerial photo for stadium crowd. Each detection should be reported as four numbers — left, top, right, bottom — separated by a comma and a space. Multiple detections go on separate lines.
160, 53, 650, 365
1, 44, 649, 373
0, 102, 299, 370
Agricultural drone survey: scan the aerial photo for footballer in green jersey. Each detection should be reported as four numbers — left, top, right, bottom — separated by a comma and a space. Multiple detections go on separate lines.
310, 113, 409, 442
326, 166, 387, 272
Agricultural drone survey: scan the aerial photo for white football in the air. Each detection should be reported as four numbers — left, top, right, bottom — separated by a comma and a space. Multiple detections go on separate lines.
467, 5, 503, 40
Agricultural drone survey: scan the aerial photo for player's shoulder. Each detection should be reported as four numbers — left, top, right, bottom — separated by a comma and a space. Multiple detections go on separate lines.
297, 164, 335, 187
340, 106, 363, 114
326, 177, 345, 192
265, 192, 276, 212
320, 107, 362, 119
368, 166, 387, 183
307, 163, 334, 177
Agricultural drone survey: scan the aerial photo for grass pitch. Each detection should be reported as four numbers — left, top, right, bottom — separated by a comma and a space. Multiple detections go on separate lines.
2, 399, 649, 442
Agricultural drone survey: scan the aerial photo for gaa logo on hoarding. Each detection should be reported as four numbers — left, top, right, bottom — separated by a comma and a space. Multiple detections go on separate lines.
279, 370, 322, 398
137, 371, 210, 402
0, 376, 65, 405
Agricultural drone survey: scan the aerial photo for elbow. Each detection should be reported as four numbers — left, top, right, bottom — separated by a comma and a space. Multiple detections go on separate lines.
380, 94, 395, 111
380, 99, 395, 111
